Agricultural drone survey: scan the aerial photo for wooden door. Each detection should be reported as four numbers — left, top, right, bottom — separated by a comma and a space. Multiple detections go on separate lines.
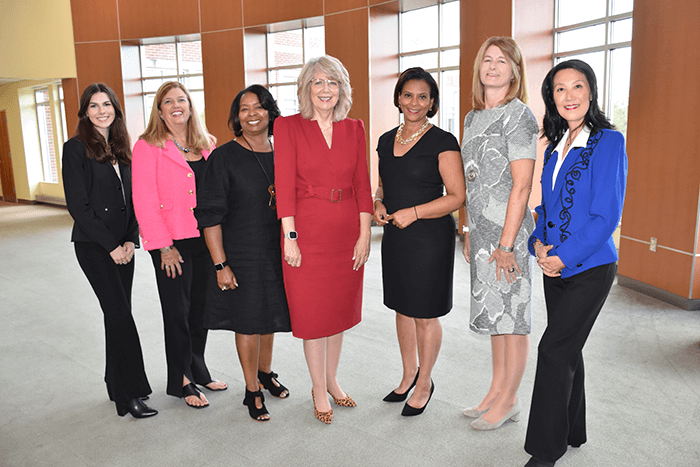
0, 111, 17, 202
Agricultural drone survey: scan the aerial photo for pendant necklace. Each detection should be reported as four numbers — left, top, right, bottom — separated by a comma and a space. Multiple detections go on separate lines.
396, 118, 430, 145
240, 136, 277, 210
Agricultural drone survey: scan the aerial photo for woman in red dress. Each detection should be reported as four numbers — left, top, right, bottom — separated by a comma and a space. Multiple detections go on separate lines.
274, 55, 373, 424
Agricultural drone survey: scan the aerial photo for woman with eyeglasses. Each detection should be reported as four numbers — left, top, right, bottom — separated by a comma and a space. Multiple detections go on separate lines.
274, 55, 373, 424
195, 85, 292, 422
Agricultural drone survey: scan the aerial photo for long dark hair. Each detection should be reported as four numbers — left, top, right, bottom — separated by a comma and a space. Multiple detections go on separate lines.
228, 85, 281, 137
393, 67, 439, 117
541, 59, 614, 147
74, 83, 131, 165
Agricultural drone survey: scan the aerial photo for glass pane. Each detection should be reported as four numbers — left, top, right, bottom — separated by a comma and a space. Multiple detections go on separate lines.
440, 48, 459, 68
37, 102, 58, 183
304, 26, 325, 62
612, 0, 634, 15
189, 90, 206, 125
558, 0, 606, 27
400, 52, 438, 72
144, 94, 156, 125
611, 18, 633, 43
35, 89, 49, 104
267, 30, 304, 68
557, 24, 606, 53
609, 47, 632, 137
180, 75, 204, 90
270, 85, 298, 117
441, 1, 460, 47
143, 77, 170, 93
557, 50, 605, 106
178, 41, 203, 75
268, 67, 302, 86
141, 43, 178, 78
401, 6, 438, 53
439, 70, 460, 139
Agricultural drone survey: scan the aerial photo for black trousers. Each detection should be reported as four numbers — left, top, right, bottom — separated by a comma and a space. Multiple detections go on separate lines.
525, 262, 617, 463
74, 242, 152, 410
149, 236, 213, 397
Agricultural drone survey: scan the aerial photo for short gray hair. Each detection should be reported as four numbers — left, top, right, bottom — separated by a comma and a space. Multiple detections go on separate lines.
297, 55, 353, 122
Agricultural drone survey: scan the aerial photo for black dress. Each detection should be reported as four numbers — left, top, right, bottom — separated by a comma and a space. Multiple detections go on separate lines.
195, 140, 291, 335
378, 126, 459, 319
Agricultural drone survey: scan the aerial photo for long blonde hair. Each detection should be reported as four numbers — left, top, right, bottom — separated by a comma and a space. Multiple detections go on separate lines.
140, 81, 212, 151
297, 55, 353, 122
471, 37, 529, 111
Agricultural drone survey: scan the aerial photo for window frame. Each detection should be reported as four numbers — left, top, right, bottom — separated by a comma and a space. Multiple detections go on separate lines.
265, 19, 325, 117
398, 0, 460, 138
136, 35, 205, 126
553, 0, 633, 123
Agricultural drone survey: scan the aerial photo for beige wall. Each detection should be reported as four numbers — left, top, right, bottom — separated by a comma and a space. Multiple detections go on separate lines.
0, 0, 77, 80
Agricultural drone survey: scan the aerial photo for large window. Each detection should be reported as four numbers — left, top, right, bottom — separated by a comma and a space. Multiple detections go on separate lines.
138, 38, 205, 124
266, 22, 325, 116
34, 85, 67, 183
555, 0, 633, 135
399, 0, 460, 138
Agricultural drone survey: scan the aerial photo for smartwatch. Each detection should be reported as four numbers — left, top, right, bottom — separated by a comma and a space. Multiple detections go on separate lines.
284, 231, 298, 240
214, 260, 229, 271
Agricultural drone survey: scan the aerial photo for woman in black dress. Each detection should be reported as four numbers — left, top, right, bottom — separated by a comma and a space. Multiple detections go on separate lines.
63, 83, 157, 418
196, 85, 292, 422
373, 68, 466, 416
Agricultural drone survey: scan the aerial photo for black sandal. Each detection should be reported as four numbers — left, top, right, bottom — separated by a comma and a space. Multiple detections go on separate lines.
258, 370, 289, 398
243, 389, 269, 422
182, 382, 209, 409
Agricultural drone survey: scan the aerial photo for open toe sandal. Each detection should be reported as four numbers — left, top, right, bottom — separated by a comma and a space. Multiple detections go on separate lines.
243, 389, 269, 422
258, 370, 289, 398
182, 382, 209, 409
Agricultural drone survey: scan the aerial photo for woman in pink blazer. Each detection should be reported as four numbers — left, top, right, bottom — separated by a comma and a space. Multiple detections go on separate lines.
132, 81, 227, 409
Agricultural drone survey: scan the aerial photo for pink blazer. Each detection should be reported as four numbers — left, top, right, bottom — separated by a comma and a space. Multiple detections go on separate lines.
132, 139, 210, 251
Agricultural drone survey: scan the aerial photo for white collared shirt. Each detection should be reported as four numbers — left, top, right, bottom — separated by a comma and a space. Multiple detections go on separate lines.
551, 126, 591, 190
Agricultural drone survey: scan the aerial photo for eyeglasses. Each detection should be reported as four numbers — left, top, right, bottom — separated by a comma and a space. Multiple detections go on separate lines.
268, 184, 276, 210
310, 78, 339, 90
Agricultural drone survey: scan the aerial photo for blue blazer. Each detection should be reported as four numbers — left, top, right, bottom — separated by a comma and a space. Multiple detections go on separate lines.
528, 129, 627, 278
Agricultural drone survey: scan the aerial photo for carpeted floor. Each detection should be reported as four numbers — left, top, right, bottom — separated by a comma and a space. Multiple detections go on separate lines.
1, 203, 699, 467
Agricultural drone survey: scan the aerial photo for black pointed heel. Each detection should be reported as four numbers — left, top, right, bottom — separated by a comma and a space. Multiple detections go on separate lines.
116, 398, 158, 418
401, 379, 434, 416
383, 368, 420, 402
243, 389, 269, 422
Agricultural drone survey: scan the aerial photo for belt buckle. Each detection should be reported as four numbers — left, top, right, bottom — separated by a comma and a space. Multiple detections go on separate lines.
331, 189, 342, 202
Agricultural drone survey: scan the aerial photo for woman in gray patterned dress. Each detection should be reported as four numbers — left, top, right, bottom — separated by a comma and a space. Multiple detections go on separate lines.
460, 37, 539, 430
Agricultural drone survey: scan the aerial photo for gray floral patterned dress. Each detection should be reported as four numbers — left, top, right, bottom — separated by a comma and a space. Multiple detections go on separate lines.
461, 98, 539, 335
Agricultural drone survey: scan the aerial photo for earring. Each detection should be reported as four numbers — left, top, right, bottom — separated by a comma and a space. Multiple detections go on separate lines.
510, 78, 514, 83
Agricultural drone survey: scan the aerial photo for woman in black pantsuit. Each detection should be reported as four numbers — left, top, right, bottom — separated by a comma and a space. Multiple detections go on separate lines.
63, 83, 157, 419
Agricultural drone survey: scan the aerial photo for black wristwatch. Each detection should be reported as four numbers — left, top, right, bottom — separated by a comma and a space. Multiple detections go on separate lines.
284, 231, 298, 240
214, 260, 229, 271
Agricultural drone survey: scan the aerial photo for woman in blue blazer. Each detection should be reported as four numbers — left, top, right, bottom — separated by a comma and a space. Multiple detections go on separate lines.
63, 83, 157, 418
523, 60, 627, 467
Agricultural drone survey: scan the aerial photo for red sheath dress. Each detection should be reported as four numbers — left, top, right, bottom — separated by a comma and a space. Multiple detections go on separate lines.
274, 114, 373, 339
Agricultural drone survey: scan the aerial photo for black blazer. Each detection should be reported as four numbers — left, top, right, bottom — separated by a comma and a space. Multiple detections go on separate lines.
62, 137, 139, 253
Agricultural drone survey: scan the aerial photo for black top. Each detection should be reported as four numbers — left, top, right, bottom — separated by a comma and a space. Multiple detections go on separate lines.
195, 140, 291, 334
377, 126, 460, 318
62, 137, 139, 252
